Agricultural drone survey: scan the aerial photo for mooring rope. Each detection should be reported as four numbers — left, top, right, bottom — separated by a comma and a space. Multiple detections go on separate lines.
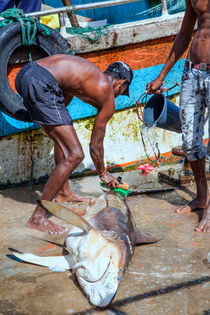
0, 8, 51, 60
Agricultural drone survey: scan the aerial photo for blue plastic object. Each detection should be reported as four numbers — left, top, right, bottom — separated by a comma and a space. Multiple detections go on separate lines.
143, 94, 182, 133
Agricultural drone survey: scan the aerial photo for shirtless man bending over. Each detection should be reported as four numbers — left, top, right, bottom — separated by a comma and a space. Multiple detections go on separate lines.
15, 55, 133, 234
146, 0, 210, 232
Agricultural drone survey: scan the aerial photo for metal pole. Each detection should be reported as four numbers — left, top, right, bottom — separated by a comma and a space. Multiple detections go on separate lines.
0, 0, 140, 20
61, 0, 79, 27
59, 12, 67, 35
161, 0, 168, 15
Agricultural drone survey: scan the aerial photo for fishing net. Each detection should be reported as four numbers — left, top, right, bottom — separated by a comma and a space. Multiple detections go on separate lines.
139, 0, 186, 18
167, 0, 186, 14
65, 24, 111, 44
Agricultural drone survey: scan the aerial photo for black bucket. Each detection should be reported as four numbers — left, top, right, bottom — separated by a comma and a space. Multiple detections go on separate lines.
143, 94, 182, 133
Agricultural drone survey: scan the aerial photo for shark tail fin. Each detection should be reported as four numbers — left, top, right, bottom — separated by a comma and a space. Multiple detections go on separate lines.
39, 200, 93, 233
8, 248, 74, 271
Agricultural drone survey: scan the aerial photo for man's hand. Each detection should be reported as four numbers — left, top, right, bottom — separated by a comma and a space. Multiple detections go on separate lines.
99, 171, 119, 188
146, 77, 164, 94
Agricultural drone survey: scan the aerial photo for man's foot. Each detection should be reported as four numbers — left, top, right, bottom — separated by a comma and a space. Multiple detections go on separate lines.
195, 210, 210, 233
28, 216, 68, 234
55, 192, 94, 204
175, 197, 205, 213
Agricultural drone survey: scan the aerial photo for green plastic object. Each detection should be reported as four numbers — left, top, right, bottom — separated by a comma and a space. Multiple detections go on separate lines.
100, 182, 129, 197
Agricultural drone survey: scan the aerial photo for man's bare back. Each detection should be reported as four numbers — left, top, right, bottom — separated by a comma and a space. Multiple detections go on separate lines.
36, 55, 112, 109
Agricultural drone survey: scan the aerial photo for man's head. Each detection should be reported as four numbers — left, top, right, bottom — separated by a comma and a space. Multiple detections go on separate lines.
104, 61, 133, 97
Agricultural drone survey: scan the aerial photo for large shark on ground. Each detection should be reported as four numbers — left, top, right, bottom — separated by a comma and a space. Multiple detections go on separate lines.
9, 191, 159, 307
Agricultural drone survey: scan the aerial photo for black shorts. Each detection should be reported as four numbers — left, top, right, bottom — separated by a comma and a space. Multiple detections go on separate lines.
15, 61, 73, 126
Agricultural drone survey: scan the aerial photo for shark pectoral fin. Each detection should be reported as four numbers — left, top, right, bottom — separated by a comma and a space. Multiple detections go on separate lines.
39, 200, 93, 233
8, 248, 75, 271
135, 232, 161, 245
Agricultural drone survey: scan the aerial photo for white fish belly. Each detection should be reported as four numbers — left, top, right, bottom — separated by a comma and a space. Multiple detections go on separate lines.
66, 227, 123, 307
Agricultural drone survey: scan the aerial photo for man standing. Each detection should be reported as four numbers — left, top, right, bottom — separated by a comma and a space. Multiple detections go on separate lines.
146, 0, 210, 232
15, 55, 133, 234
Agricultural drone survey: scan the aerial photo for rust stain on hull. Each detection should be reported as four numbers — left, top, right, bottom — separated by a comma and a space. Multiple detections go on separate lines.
79, 36, 188, 71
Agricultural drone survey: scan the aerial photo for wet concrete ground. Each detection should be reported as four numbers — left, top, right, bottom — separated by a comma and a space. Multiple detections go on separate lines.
0, 166, 210, 315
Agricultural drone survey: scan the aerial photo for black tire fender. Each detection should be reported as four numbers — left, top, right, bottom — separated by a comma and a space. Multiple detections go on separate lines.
0, 22, 71, 122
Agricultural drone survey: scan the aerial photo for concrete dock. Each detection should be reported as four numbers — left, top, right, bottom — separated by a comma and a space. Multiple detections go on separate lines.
0, 167, 209, 315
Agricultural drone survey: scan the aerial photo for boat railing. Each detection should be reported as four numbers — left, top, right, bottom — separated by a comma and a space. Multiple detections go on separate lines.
0, 0, 170, 30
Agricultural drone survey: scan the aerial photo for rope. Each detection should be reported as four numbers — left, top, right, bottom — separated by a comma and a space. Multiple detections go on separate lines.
135, 83, 180, 165
65, 24, 111, 43
139, 125, 160, 164
136, 93, 160, 164
136, 93, 148, 125
0, 8, 50, 61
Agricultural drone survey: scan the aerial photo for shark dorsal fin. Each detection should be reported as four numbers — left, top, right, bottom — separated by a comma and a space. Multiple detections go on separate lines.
40, 200, 93, 233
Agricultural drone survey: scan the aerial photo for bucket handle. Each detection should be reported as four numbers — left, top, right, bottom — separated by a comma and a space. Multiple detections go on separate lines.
136, 93, 160, 164
135, 86, 173, 123
136, 92, 148, 124
135, 83, 180, 164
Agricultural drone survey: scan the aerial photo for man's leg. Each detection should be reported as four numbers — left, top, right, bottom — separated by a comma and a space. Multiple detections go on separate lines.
176, 156, 210, 232
195, 199, 210, 232
195, 69, 210, 232
176, 156, 208, 213
54, 142, 92, 203
176, 67, 209, 214
28, 124, 85, 234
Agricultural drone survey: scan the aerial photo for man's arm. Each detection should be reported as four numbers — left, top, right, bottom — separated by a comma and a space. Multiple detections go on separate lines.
90, 95, 119, 187
146, 0, 197, 93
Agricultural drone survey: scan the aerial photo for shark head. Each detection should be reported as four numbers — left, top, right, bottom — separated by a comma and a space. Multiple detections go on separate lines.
66, 228, 126, 307
10, 197, 159, 309
40, 197, 128, 307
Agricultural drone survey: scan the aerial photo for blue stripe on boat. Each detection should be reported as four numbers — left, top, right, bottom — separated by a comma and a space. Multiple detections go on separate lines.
0, 59, 185, 137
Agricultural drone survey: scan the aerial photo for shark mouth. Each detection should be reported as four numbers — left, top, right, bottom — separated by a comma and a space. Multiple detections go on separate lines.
74, 259, 111, 283
73, 257, 112, 283
74, 258, 119, 307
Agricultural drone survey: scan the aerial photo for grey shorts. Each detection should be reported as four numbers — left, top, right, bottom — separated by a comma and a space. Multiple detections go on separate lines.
179, 60, 210, 161
15, 61, 73, 126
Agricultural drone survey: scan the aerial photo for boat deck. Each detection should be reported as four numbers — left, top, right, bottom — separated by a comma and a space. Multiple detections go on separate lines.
0, 167, 209, 315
